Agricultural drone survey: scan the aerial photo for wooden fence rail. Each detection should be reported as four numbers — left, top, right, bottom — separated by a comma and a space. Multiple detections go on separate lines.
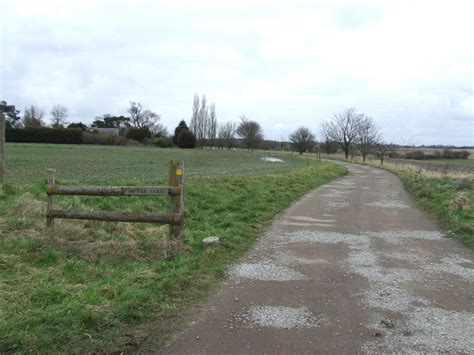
46, 160, 185, 239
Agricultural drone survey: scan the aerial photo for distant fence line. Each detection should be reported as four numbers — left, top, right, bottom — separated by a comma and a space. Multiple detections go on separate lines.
46, 160, 185, 239
388, 158, 474, 176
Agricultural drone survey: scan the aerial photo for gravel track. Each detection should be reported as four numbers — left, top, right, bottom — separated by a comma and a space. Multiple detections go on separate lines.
162, 161, 473, 354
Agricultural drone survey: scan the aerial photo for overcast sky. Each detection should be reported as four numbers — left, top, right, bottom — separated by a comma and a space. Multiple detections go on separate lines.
1, 0, 473, 145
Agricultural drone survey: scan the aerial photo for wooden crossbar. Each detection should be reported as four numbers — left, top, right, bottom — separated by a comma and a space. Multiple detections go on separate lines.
47, 185, 180, 196
46, 160, 185, 239
47, 210, 182, 224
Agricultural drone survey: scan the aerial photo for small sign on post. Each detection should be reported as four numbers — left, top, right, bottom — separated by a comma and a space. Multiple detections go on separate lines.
169, 160, 185, 239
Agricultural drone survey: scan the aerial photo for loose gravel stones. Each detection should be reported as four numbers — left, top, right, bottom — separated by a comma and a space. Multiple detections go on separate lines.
230, 260, 307, 281
365, 201, 410, 209
289, 216, 335, 223
365, 230, 444, 242
426, 256, 474, 282
361, 284, 431, 312
271, 230, 366, 245
365, 307, 474, 353
245, 306, 322, 329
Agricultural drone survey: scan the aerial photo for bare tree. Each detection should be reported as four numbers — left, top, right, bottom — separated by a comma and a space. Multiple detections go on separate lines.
152, 122, 169, 137
374, 142, 395, 165
326, 108, 364, 159
217, 121, 237, 149
236, 116, 263, 151
50, 104, 68, 127
23, 105, 45, 128
356, 115, 380, 162
196, 95, 208, 148
127, 101, 160, 129
189, 94, 217, 148
319, 122, 338, 156
190, 93, 199, 135
289, 126, 315, 154
207, 103, 217, 148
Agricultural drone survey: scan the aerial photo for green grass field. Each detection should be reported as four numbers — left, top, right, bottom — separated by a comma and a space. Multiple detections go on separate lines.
5, 143, 310, 184
0, 143, 346, 353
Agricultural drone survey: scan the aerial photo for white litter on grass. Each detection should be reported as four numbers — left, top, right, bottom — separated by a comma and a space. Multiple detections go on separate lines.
261, 157, 284, 163
231, 260, 307, 281
246, 306, 322, 329
365, 201, 410, 209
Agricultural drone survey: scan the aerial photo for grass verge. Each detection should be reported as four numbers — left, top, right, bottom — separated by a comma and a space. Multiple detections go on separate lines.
0, 159, 345, 353
394, 170, 474, 249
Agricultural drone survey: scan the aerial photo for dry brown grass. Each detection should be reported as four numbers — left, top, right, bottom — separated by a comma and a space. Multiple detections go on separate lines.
395, 148, 474, 159
5, 193, 191, 262
15, 193, 45, 217
375, 160, 473, 179
327, 153, 474, 179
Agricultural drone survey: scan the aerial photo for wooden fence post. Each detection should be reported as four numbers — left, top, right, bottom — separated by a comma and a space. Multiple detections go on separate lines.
169, 160, 184, 239
0, 113, 5, 185
46, 169, 56, 227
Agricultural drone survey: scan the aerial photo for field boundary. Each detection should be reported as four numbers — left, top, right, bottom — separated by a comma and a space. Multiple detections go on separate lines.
46, 160, 185, 238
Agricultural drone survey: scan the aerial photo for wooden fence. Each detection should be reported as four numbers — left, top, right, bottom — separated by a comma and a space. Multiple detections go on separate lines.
46, 160, 185, 238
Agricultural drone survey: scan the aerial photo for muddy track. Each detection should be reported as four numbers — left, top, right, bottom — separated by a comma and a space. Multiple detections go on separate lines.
161, 162, 473, 354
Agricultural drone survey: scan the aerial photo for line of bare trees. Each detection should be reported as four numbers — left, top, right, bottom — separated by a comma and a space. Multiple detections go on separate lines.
320, 108, 393, 164
188, 94, 264, 150
288, 108, 393, 164
6, 104, 70, 129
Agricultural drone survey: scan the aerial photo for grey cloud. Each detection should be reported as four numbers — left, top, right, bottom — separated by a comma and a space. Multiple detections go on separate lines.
1, 1, 473, 145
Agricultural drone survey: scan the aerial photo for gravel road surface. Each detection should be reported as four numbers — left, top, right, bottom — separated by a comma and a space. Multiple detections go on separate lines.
162, 162, 473, 354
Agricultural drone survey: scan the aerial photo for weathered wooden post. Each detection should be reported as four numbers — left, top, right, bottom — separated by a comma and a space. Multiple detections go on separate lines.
0, 113, 5, 185
46, 169, 56, 227
169, 160, 184, 239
